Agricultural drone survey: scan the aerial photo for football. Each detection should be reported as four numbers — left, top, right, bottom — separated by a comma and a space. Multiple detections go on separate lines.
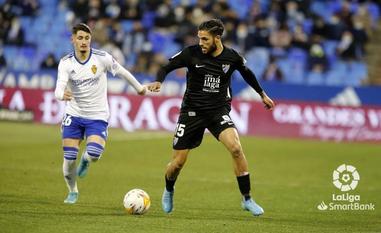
123, 189, 151, 215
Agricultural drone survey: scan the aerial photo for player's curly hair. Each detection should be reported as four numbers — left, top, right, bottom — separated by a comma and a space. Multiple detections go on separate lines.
72, 23, 92, 35
198, 19, 224, 36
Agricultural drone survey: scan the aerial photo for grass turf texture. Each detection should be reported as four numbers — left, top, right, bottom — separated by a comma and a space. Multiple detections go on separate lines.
0, 122, 380, 233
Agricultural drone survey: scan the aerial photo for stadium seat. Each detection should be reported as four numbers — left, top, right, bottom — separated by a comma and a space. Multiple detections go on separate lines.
245, 48, 269, 78
306, 71, 325, 85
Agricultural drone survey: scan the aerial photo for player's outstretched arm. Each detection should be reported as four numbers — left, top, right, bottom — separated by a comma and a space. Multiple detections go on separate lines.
115, 64, 146, 95
238, 63, 275, 110
146, 52, 186, 93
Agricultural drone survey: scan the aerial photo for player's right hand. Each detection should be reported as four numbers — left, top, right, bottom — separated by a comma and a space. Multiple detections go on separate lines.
146, 82, 162, 92
63, 90, 73, 101
138, 86, 147, 95
260, 91, 275, 110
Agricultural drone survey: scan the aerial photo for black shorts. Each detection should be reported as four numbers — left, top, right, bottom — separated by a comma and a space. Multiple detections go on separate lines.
172, 108, 236, 150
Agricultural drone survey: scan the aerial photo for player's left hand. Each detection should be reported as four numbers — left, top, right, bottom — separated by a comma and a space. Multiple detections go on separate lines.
261, 92, 275, 110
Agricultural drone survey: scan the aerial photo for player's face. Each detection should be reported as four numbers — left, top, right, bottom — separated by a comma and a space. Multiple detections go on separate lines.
198, 30, 217, 54
72, 30, 91, 54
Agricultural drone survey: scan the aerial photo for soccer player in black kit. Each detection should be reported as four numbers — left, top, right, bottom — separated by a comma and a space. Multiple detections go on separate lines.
147, 19, 275, 216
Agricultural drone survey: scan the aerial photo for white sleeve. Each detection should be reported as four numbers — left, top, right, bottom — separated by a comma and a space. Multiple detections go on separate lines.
55, 60, 69, 100
115, 63, 144, 93
104, 53, 144, 93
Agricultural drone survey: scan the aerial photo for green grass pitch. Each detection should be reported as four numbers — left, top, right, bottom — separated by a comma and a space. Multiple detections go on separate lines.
0, 122, 380, 233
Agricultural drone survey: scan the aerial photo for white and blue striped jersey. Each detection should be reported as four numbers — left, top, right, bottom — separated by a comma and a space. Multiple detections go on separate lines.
55, 48, 126, 122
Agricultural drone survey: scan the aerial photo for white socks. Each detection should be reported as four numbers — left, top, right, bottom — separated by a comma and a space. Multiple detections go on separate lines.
63, 158, 78, 193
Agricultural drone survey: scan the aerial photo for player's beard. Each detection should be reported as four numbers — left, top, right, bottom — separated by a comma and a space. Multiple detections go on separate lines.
206, 43, 217, 54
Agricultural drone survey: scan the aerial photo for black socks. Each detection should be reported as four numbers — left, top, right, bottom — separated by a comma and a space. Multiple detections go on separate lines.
237, 174, 251, 200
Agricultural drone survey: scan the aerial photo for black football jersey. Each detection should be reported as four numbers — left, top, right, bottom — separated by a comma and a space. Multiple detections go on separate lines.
157, 45, 263, 112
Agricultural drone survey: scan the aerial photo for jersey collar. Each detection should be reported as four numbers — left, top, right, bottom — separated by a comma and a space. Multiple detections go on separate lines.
74, 48, 92, 65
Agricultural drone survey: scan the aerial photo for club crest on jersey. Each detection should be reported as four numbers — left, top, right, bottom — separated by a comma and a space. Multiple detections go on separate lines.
91, 65, 97, 74
222, 64, 230, 73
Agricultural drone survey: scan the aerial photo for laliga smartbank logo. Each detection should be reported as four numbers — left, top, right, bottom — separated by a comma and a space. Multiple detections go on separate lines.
317, 164, 375, 211
333, 164, 360, 191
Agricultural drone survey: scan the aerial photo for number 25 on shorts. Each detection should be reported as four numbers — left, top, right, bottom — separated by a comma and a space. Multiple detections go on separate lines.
175, 124, 186, 137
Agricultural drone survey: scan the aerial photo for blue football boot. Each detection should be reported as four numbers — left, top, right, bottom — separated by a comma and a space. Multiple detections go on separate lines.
64, 192, 78, 204
241, 198, 264, 216
162, 188, 174, 213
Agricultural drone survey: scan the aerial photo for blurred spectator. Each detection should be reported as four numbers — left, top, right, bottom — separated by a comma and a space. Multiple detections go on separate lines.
311, 15, 327, 40
19, 0, 40, 17
105, 0, 121, 19
246, 0, 262, 23
292, 24, 309, 50
263, 56, 283, 81
286, 1, 305, 27
40, 53, 58, 69
337, 30, 356, 60
174, 6, 197, 46
108, 21, 125, 48
270, 23, 292, 55
223, 21, 237, 44
235, 22, 249, 52
308, 43, 328, 73
69, 0, 88, 22
88, 0, 105, 21
337, 0, 353, 28
5, 17, 24, 45
326, 13, 347, 40
119, 0, 142, 20
355, 4, 373, 36
210, 0, 238, 22
0, 10, 8, 44
154, 0, 176, 29
122, 21, 148, 55
0, 47, 6, 68
101, 41, 125, 66
351, 16, 369, 59
245, 15, 270, 50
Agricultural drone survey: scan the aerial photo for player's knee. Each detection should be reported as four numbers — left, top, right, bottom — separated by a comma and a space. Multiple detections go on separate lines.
229, 144, 243, 158
63, 147, 79, 160
86, 142, 104, 162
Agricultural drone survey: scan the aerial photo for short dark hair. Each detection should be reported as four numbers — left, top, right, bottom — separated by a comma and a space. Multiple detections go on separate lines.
198, 19, 224, 36
72, 23, 92, 35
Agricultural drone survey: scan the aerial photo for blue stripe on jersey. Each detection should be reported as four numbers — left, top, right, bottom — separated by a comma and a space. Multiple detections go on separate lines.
74, 49, 92, 65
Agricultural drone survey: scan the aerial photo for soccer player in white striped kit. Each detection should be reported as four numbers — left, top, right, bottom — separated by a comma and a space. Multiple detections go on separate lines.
55, 23, 147, 204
